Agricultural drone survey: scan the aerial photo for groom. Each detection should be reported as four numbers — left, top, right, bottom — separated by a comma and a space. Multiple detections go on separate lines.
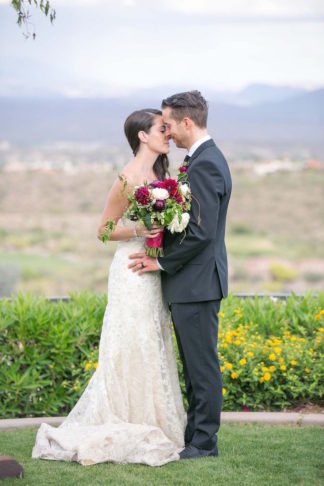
129, 90, 232, 459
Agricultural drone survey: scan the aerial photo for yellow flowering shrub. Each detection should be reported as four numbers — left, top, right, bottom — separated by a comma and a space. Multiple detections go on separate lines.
216, 292, 324, 411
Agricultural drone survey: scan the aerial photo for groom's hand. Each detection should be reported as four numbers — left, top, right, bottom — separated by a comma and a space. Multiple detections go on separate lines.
128, 253, 159, 275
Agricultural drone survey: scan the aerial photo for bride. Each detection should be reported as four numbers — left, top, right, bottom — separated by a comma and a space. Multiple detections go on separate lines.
32, 109, 185, 467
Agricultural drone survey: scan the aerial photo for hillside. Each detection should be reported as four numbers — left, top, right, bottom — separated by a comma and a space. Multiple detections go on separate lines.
0, 88, 323, 154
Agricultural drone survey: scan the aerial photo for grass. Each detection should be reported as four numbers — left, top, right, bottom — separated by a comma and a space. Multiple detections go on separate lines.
0, 252, 114, 295
0, 253, 78, 274
0, 425, 323, 485
227, 234, 276, 258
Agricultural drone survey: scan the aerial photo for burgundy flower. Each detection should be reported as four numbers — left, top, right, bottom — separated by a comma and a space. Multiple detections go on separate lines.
150, 180, 165, 189
163, 178, 178, 198
135, 186, 150, 205
179, 165, 187, 173
174, 192, 183, 204
153, 199, 166, 211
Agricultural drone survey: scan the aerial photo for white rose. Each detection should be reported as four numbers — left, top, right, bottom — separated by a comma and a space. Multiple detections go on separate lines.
167, 212, 190, 233
151, 188, 169, 200
179, 183, 190, 196
181, 212, 190, 228
167, 216, 180, 234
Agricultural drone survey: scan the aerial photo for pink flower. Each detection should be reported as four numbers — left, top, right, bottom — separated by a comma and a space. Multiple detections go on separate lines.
135, 186, 150, 205
179, 165, 187, 173
163, 178, 178, 198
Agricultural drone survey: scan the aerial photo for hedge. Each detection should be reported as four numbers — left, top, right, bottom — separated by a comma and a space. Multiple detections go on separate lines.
0, 291, 323, 418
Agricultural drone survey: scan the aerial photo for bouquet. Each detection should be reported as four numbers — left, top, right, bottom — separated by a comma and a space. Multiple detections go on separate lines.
124, 177, 191, 257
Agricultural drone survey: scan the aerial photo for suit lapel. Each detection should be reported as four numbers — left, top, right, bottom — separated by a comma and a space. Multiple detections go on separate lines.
188, 139, 215, 167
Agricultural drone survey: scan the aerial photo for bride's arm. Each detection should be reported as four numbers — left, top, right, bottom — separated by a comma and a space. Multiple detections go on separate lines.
97, 176, 136, 241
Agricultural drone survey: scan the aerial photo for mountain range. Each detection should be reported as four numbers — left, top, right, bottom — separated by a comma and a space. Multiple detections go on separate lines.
0, 85, 323, 155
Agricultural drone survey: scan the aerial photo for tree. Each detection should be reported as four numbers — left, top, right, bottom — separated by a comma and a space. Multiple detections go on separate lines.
11, 0, 56, 39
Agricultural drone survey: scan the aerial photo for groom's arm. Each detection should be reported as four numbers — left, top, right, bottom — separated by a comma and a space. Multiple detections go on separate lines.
158, 159, 224, 275
156, 259, 164, 270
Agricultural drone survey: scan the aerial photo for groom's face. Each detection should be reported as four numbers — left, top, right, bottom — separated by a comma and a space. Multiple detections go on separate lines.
162, 107, 187, 149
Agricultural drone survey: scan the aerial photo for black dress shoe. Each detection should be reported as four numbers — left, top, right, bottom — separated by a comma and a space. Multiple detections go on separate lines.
179, 444, 218, 460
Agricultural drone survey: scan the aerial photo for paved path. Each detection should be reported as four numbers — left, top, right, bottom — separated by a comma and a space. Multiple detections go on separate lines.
1, 412, 323, 430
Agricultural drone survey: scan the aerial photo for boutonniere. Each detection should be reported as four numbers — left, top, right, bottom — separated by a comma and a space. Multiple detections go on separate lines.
176, 160, 201, 227
177, 160, 189, 183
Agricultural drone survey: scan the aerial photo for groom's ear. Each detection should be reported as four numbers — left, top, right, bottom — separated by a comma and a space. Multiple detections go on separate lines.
138, 130, 148, 144
183, 117, 193, 129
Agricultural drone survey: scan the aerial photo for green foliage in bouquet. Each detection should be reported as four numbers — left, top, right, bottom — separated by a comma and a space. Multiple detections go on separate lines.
0, 291, 323, 418
99, 220, 116, 243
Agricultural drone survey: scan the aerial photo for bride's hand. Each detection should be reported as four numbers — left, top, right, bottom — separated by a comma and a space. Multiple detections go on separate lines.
135, 222, 163, 239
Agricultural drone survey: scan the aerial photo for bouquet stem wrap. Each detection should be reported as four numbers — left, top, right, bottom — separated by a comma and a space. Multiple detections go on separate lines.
145, 230, 164, 257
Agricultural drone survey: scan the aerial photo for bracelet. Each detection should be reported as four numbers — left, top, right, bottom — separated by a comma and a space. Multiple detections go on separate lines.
133, 223, 138, 238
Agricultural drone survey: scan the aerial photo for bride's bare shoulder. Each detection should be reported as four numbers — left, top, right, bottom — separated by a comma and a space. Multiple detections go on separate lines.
119, 161, 138, 187
108, 162, 137, 200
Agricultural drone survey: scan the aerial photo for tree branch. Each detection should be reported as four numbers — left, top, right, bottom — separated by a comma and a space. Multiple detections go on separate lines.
11, 0, 56, 39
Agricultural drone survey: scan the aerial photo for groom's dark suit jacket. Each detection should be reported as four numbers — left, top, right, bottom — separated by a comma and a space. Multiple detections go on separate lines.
158, 139, 232, 303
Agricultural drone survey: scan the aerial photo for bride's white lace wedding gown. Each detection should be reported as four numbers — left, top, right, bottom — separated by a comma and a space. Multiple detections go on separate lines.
32, 218, 185, 466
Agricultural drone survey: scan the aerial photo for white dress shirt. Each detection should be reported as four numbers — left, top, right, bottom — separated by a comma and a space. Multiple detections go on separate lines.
188, 134, 211, 157
156, 135, 211, 271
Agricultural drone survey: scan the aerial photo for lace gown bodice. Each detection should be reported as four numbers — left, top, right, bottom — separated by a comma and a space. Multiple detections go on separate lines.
32, 217, 185, 466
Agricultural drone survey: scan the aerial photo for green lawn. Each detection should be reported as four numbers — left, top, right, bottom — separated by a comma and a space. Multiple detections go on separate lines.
0, 425, 323, 485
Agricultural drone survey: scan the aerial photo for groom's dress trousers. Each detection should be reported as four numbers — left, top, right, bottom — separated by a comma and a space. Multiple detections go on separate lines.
158, 139, 232, 450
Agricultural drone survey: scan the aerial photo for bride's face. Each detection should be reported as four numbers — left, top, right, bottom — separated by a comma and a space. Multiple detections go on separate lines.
146, 116, 170, 154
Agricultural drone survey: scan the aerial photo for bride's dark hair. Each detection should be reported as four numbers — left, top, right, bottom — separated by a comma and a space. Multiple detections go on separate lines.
124, 109, 170, 181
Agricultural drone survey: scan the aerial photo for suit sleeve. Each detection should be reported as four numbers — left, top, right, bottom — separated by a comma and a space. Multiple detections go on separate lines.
158, 159, 224, 275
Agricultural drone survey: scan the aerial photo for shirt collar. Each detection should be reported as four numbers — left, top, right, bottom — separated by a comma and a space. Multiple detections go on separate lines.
188, 135, 211, 157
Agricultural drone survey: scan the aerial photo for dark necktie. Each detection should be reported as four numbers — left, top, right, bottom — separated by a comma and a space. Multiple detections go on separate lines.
183, 154, 191, 164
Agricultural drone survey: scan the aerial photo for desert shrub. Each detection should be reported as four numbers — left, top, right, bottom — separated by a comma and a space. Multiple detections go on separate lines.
269, 262, 298, 282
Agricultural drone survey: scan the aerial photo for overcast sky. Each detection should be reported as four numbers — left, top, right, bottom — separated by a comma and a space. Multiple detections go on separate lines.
1, 0, 324, 97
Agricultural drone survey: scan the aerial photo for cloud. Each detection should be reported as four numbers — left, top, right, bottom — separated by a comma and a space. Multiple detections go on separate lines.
1, 0, 324, 93
3, 0, 323, 22
36, 0, 324, 17
162, 0, 324, 17
3, 0, 322, 16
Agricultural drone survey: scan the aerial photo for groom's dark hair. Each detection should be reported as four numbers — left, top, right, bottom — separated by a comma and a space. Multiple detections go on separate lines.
161, 90, 208, 128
